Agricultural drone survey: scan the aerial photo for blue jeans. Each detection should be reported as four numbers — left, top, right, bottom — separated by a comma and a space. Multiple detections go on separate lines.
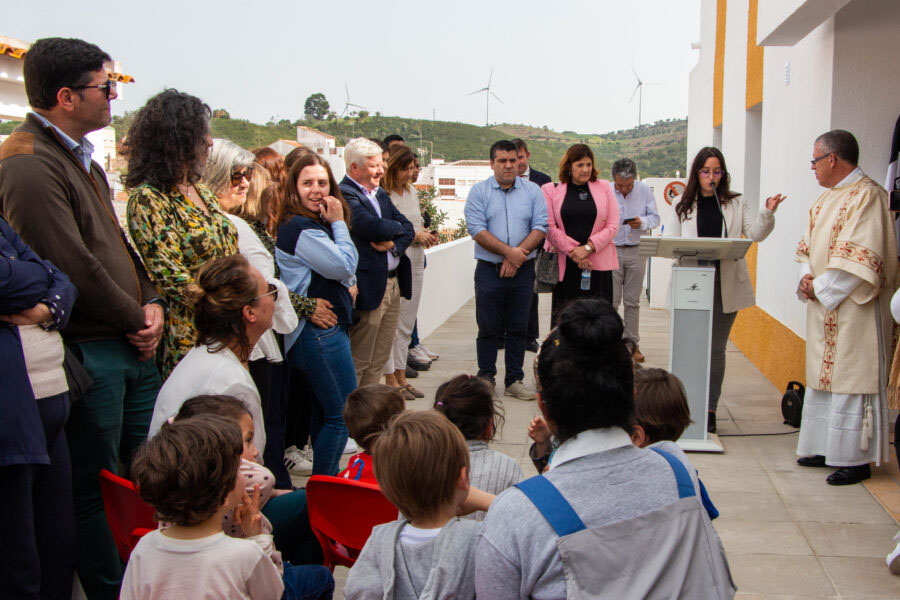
474, 259, 535, 386
287, 323, 355, 476
68, 339, 160, 599
282, 563, 334, 600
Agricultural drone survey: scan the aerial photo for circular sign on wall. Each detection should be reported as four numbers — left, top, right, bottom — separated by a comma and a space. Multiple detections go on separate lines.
663, 181, 686, 205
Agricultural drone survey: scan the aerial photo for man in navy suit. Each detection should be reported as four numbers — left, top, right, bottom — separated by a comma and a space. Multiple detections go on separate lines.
339, 137, 415, 386
512, 139, 551, 353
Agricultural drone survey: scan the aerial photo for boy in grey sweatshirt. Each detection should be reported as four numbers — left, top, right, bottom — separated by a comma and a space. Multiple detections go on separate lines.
344, 411, 480, 600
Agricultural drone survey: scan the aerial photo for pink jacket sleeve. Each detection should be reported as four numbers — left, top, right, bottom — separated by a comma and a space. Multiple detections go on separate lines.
543, 183, 580, 254
588, 181, 620, 251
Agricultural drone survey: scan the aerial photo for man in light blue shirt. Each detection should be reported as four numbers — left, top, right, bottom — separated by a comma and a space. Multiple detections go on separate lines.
464, 140, 547, 399
612, 158, 659, 362
610, 158, 659, 361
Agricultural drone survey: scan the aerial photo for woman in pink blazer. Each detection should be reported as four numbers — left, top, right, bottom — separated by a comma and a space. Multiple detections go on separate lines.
542, 144, 619, 327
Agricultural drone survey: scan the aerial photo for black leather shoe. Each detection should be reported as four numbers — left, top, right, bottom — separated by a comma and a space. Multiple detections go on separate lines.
796, 455, 827, 467
407, 355, 431, 371
405, 365, 419, 379
526, 339, 539, 353
826, 464, 871, 486
707, 412, 716, 434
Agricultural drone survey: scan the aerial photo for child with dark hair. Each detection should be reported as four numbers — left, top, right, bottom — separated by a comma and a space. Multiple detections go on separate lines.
122, 415, 334, 599
338, 384, 406, 484
173, 395, 323, 564
434, 375, 523, 519
344, 411, 480, 600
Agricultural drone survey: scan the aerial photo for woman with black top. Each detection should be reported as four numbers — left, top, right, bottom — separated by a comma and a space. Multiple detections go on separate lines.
665, 147, 785, 432
543, 144, 620, 327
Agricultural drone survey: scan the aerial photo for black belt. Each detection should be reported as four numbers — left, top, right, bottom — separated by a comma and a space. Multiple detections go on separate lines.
619, 244, 639, 248
477, 258, 535, 271
387, 269, 398, 278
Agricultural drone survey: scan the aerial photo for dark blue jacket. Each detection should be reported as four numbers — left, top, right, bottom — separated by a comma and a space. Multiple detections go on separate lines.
339, 176, 415, 312
0, 217, 76, 467
528, 168, 552, 188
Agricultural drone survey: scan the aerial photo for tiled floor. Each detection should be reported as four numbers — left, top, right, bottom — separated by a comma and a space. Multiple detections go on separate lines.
292, 296, 900, 599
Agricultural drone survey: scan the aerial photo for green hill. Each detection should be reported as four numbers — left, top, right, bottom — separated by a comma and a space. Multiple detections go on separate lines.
103, 113, 686, 178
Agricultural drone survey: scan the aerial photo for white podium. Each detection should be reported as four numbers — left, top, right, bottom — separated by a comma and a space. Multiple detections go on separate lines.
639, 237, 752, 453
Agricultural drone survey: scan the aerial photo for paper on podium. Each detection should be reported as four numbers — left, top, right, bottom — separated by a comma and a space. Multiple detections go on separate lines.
639, 236, 752, 261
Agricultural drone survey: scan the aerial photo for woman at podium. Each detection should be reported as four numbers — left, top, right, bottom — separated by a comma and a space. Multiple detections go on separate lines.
666, 147, 785, 433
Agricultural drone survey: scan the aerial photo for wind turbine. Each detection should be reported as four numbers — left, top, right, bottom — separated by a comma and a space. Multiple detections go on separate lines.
468, 68, 504, 127
627, 66, 656, 127
340, 82, 365, 118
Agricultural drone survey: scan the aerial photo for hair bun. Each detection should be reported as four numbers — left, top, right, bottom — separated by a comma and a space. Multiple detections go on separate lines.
185, 282, 206, 305
557, 299, 623, 352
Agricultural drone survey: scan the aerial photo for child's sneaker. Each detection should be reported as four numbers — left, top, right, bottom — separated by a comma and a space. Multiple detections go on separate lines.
887, 531, 900, 574
284, 445, 313, 475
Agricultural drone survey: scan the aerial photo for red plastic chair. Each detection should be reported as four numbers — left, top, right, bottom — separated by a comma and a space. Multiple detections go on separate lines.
99, 469, 156, 562
306, 475, 398, 570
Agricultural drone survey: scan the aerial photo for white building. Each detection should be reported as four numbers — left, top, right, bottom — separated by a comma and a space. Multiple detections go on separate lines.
686, 0, 900, 391
417, 158, 494, 200
296, 125, 345, 180
0, 35, 128, 181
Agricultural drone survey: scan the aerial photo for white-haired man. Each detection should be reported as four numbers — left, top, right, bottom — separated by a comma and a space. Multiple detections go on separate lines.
339, 138, 415, 386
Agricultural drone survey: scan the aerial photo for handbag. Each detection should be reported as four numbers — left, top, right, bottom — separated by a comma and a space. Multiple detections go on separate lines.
63, 343, 94, 404
534, 250, 558, 293
781, 381, 805, 428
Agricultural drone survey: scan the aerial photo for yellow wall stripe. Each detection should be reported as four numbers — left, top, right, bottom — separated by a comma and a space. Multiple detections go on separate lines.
746, 0, 764, 109
730, 243, 807, 392
713, 0, 727, 128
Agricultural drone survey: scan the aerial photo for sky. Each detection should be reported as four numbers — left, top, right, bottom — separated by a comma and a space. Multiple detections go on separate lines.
6, 0, 701, 135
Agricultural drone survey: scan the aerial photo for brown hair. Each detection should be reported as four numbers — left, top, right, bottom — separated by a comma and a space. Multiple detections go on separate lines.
558, 143, 598, 184
131, 415, 242, 526
382, 145, 416, 195
675, 146, 739, 223
277, 153, 351, 228
186, 254, 258, 361
343, 384, 406, 453
373, 411, 469, 521
175, 394, 251, 423
284, 145, 313, 171
633, 368, 693, 444
434, 374, 503, 441
252, 147, 285, 182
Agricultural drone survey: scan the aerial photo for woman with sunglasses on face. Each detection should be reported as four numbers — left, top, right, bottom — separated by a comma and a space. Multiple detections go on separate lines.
275, 153, 359, 476
665, 147, 785, 433
126, 91, 238, 378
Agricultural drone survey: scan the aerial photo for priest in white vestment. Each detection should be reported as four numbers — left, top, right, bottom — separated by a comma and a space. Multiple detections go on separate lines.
795, 129, 898, 486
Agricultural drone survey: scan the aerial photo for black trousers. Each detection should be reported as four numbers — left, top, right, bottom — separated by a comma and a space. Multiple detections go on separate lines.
550, 261, 613, 328
0, 393, 75, 599
249, 358, 292, 489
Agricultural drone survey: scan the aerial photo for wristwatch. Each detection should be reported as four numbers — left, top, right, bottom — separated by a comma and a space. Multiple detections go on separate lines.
583, 244, 592, 253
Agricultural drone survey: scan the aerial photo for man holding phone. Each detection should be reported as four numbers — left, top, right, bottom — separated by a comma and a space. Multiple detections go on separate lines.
611, 158, 659, 362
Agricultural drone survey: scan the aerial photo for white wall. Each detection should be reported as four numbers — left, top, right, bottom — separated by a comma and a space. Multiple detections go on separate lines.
686, 0, 718, 162
831, 0, 900, 186
416, 236, 476, 339
754, 19, 835, 338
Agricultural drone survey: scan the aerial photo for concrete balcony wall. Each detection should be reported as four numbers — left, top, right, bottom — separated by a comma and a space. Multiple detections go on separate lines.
417, 236, 476, 339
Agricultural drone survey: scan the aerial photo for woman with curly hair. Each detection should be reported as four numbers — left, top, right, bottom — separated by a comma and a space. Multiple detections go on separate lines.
125, 89, 238, 378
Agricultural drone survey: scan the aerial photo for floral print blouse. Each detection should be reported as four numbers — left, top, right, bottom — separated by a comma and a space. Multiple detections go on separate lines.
127, 183, 238, 378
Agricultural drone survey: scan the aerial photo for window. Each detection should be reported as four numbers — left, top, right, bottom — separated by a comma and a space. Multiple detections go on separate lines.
438, 178, 456, 186
440, 188, 456, 197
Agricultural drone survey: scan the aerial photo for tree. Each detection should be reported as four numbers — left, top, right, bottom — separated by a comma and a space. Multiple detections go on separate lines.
357, 110, 370, 120
304, 93, 329, 120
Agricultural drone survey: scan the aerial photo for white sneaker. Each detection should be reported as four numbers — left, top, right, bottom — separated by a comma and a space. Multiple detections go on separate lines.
887, 531, 900, 574
284, 445, 313, 475
344, 438, 360, 455
416, 344, 439, 361
408, 346, 432, 365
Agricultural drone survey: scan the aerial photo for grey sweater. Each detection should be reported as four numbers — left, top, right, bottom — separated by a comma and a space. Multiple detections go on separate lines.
344, 517, 480, 600
474, 441, 703, 600
465, 440, 523, 521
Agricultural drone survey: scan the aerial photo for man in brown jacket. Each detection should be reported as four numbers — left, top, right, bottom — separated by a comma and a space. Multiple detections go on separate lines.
0, 38, 164, 599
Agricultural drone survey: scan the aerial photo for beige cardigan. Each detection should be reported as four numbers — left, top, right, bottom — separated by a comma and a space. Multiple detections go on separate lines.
664, 195, 774, 313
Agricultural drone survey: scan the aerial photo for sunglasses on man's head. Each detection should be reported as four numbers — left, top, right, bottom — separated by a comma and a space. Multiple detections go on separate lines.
72, 79, 117, 99
231, 167, 253, 185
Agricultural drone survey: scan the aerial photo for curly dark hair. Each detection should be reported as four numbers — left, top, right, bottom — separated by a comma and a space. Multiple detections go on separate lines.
131, 415, 242, 526
536, 299, 634, 442
123, 89, 212, 190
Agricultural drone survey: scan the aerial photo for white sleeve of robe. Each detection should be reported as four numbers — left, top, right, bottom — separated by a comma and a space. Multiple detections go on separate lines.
813, 270, 865, 312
